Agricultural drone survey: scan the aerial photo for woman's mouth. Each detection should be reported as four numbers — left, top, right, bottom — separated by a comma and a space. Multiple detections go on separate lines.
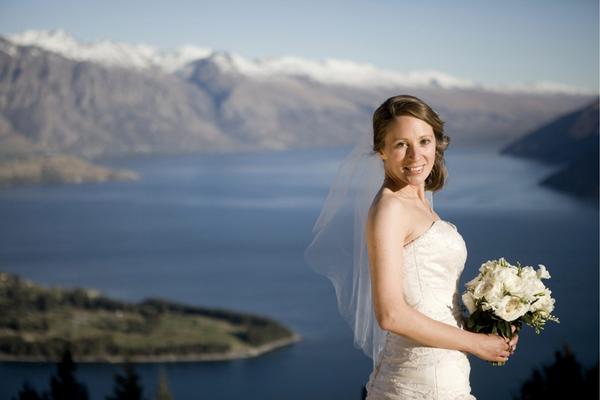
403, 165, 425, 175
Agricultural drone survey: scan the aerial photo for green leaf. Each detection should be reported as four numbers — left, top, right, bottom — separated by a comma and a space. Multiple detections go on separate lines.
498, 322, 506, 338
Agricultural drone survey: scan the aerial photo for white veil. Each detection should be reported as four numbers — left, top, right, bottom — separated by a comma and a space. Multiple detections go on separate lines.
304, 130, 434, 367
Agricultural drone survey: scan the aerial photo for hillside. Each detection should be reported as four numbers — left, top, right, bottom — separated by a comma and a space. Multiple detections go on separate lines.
501, 99, 599, 201
0, 272, 300, 362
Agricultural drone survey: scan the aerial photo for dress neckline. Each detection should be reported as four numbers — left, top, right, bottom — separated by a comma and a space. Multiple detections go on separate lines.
403, 219, 453, 248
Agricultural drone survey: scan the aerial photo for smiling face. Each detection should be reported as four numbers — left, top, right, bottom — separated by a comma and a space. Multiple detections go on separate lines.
378, 115, 437, 188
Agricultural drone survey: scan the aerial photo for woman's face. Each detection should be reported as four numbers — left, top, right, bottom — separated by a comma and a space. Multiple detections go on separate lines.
378, 115, 437, 187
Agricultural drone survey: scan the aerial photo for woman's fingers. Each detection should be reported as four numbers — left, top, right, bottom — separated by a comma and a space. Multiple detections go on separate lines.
483, 333, 515, 362
496, 338, 511, 359
508, 334, 519, 352
499, 337, 513, 360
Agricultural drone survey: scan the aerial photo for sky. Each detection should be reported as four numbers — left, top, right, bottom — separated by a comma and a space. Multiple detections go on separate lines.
1, 0, 598, 92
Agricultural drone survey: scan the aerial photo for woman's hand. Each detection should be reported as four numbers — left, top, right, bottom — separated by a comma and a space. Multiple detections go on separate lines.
470, 333, 512, 363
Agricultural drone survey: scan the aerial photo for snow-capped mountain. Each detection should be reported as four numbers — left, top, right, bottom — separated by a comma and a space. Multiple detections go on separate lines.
191, 52, 478, 89
8, 29, 473, 89
0, 29, 595, 159
7, 29, 212, 73
6, 29, 590, 94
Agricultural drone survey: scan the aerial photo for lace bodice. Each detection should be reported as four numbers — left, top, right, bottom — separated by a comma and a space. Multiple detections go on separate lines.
365, 219, 476, 400
402, 219, 467, 327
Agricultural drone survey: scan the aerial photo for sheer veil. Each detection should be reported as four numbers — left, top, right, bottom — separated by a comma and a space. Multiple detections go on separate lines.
304, 131, 434, 367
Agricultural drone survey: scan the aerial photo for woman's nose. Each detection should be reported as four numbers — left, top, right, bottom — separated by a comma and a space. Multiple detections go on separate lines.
406, 144, 420, 160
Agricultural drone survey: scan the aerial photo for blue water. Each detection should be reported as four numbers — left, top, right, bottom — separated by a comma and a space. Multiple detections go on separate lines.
0, 146, 597, 400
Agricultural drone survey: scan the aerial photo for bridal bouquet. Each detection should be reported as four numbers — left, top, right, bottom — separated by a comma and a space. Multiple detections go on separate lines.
461, 257, 559, 366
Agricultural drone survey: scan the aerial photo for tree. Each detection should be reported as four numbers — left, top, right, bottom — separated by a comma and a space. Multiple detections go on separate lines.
47, 348, 89, 400
514, 344, 599, 400
11, 348, 89, 400
106, 363, 145, 400
154, 367, 173, 400
12, 381, 43, 400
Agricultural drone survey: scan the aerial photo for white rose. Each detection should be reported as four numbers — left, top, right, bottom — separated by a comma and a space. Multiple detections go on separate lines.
521, 275, 547, 301
494, 295, 529, 321
530, 289, 555, 314
493, 266, 521, 294
511, 277, 541, 303
462, 292, 477, 314
520, 266, 537, 281
472, 276, 503, 305
478, 259, 499, 275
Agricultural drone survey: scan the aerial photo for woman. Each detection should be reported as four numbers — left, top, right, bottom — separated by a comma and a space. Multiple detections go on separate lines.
305, 94, 518, 400
363, 95, 518, 399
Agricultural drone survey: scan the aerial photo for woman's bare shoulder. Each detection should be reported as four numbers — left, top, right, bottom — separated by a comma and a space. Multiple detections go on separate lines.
368, 191, 412, 229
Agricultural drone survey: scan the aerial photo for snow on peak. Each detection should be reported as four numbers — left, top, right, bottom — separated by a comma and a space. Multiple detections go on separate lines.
7, 29, 212, 72
3, 30, 477, 89
195, 54, 594, 94
189, 52, 476, 90
489, 80, 593, 95
4, 30, 591, 94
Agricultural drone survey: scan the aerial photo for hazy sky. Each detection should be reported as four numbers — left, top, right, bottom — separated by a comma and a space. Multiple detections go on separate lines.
1, 0, 598, 91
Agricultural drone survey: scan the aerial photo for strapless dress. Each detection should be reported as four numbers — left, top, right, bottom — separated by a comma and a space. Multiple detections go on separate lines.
365, 219, 476, 400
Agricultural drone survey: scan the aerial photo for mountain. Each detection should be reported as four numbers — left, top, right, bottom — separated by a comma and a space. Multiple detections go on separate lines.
0, 30, 596, 161
8, 30, 592, 95
501, 99, 599, 201
0, 36, 230, 158
500, 99, 599, 163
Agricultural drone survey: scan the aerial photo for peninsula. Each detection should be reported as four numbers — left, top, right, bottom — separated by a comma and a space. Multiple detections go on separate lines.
0, 154, 140, 188
0, 272, 300, 363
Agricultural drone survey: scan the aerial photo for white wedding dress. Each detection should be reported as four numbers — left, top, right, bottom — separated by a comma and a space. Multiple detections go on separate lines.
365, 219, 477, 400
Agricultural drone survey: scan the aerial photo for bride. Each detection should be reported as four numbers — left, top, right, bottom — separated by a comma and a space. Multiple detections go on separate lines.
306, 94, 519, 399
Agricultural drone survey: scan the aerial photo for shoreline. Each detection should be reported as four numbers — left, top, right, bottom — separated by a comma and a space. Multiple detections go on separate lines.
0, 333, 302, 364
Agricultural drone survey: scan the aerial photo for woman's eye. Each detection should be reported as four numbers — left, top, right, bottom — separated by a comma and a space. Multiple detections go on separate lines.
395, 142, 406, 148
421, 139, 431, 145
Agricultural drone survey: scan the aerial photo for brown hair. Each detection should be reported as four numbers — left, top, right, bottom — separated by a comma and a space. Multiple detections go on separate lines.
372, 94, 450, 192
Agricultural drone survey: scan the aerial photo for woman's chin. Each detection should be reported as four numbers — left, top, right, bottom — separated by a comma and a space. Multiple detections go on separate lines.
403, 175, 428, 185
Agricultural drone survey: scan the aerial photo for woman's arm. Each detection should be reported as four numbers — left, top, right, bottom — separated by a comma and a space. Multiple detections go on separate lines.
366, 197, 511, 362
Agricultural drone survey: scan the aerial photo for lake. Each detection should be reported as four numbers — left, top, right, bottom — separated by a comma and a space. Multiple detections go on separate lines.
0, 145, 597, 399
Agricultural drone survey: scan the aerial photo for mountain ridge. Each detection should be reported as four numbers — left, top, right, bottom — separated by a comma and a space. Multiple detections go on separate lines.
0, 32, 596, 160
7, 29, 594, 95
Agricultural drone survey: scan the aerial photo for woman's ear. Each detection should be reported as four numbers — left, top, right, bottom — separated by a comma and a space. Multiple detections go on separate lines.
378, 151, 387, 161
